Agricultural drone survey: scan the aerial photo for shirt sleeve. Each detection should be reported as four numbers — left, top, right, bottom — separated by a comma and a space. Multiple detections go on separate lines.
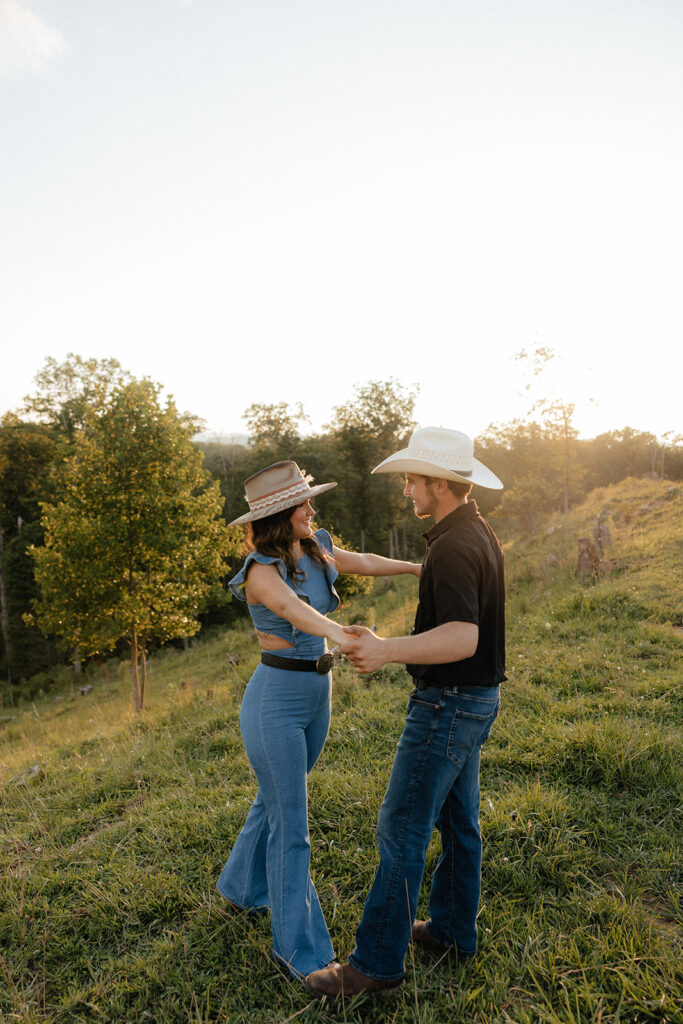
312, 528, 340, 612
228, 552, 288, 601
428, 536, 480, 626
313, 529, 339, 585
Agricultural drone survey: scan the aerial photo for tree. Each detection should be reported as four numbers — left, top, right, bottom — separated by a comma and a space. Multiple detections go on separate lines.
580, 427, 659, 491
22, 353, 133, 441
324, 380, 419, 553
492, 473, 560, 534
0, 416, 57, 686
659, 432, 683, 480
29, 380, 237, 712
514, 348, 584, 512
243, 402, 309, 451
536, 398, 583, 513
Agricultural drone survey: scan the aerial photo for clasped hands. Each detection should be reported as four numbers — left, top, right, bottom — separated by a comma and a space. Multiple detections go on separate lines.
338, 625, 387, 675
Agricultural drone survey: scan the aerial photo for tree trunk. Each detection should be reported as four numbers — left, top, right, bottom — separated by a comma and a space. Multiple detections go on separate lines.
563, 409, 571, 514
0, 524, 12, 687
131, 621, 142, 713
139, 639, 147, 710
73, 633, 82, 674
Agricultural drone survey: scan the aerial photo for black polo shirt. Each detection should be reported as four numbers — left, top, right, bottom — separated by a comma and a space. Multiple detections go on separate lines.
406, 500, 506, 688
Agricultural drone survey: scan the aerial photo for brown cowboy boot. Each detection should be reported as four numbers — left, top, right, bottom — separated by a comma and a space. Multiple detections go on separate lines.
411, 920, 452, 954
305, 961, 404, 999
411, 920, 476, 961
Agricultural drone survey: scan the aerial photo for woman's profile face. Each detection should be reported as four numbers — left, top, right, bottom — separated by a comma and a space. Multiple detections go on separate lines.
289, 499, 315, 541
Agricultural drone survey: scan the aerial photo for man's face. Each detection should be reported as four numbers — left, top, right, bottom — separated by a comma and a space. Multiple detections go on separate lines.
403, 474, 437, 519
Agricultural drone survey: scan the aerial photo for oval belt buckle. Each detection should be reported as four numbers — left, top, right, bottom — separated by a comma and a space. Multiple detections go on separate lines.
315, 652, 335, 674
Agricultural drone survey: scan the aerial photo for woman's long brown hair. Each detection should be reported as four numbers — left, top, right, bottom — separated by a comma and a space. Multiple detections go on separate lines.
245, 505, 332, 585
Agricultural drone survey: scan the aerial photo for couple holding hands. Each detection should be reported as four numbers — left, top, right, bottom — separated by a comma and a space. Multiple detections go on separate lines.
217, 426, 506, 1000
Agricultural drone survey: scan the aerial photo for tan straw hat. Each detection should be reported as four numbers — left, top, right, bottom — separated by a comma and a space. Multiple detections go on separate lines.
372, 427, 503, 490
228, 460, 337, 526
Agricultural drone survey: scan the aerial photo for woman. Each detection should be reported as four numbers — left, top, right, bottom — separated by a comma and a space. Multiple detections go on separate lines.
217, 460, 420, 980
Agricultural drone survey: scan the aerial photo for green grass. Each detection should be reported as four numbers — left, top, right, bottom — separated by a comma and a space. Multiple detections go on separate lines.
1, 478, 681, 1023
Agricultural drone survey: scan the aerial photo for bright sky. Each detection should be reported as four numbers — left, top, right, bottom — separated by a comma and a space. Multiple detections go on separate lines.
1, 0, 682, 442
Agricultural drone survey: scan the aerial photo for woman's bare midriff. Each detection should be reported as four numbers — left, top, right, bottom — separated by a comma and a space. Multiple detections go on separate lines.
256, 629, 294, 651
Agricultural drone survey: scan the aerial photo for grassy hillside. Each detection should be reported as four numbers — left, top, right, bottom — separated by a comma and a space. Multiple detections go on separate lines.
1, 478, 681, 1023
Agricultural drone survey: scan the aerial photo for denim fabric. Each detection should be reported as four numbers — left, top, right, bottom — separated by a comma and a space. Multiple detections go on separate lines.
349, 684, 499, 981
216, 663, 335, 977
228, 529, 340, 648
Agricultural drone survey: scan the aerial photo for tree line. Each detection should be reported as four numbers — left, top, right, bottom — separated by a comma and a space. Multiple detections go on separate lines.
1, 354, 681, 705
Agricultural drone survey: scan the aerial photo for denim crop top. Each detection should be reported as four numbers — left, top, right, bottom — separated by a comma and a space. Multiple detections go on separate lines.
228, 529, 340, 659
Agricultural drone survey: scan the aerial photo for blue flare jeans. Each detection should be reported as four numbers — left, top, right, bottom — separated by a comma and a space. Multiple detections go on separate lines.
217, 662, 334, 977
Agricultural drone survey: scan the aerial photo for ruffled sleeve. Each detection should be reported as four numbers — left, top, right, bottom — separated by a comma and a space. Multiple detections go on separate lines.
228, 551, 288, 602
313, 529, 339, 585
314, 529, 340, 612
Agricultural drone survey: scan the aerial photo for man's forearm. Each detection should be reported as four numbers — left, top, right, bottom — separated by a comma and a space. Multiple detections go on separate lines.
341, 621, 479, 674
379, 622, 478, 666
382, 622, 478, 665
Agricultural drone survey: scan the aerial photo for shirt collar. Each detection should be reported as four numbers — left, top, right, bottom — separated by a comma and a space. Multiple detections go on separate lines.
423, 499, 479, 546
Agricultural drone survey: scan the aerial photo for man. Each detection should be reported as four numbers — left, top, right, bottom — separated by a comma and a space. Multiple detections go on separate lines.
307, 426, 506, 999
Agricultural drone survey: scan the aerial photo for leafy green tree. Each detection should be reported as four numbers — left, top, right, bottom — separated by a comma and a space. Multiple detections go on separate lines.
477, 416, 584, 525
22, 353, 133, 441
29, 380, 237, 712
324, 380, 418, 554
491, 473, 561, 534
0, 416, 57, 686
196, 437, 253, 546
659, 432, 683, 480
582, 427, 660, 490
514, 348, 584, 512
243, 402, 309, 452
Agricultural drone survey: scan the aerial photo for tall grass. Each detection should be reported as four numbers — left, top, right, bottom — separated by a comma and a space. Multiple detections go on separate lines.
1, 478, 681, 1023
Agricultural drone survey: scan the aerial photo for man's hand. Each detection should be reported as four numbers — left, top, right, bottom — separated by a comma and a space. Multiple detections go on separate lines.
341, 624, 388, 674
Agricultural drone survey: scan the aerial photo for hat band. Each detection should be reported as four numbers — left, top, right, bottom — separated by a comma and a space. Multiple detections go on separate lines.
248, 480, 311, 513
408, 446, 473, 472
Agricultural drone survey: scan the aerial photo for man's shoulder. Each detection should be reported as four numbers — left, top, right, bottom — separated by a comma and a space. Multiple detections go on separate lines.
426, 526, 476, 574
428, 511, 502, 567
431, 510, 491, 548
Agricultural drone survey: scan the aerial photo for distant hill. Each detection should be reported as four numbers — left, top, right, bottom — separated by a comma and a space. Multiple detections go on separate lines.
192, 431, 250, 447
499, 475, 682, 627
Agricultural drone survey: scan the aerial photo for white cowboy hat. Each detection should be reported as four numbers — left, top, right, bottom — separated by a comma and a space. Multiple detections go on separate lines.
229, 460, 337, 526
372, 427, 503, 490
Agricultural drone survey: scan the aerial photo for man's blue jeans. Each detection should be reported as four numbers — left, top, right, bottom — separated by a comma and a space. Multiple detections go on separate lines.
349, 684, 499, 981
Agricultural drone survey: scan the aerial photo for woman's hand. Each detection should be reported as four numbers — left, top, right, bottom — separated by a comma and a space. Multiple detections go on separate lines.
340, 625, 387, 673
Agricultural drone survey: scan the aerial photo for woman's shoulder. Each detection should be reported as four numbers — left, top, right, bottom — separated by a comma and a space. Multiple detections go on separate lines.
228, 551, 287, 601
